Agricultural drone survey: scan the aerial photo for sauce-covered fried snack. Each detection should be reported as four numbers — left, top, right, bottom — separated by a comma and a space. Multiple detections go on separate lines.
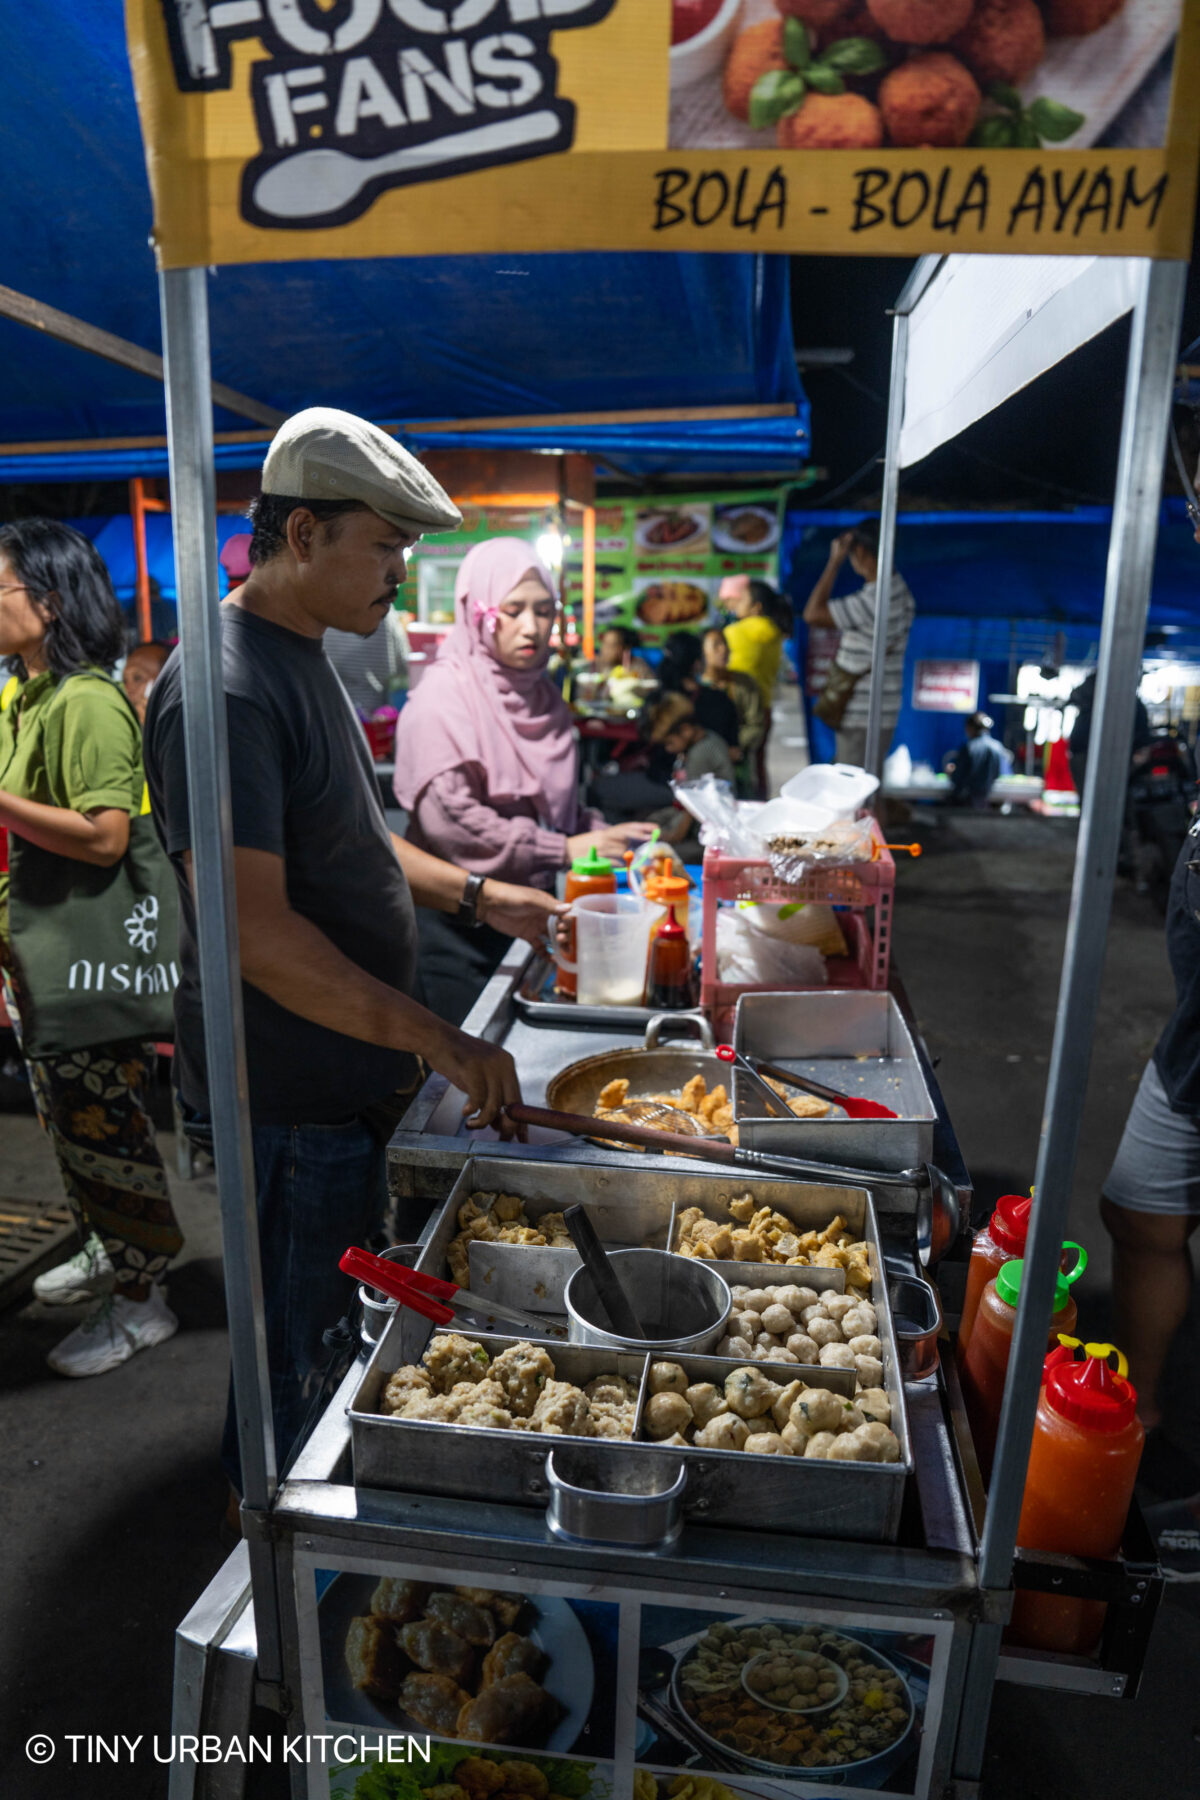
400, 1672, 474, 1735
398, 1619, 476, 1686
369, 1577, 432, 1624
529, 1379, 591, 1436
456, 1671, 562, 1746
345, 1616, 408, 1700
425, 1591, 498, 1647
480, 1632, 550, 1688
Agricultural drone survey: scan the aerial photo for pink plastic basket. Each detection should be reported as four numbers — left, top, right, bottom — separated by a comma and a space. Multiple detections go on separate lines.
699, 829, 894, 1034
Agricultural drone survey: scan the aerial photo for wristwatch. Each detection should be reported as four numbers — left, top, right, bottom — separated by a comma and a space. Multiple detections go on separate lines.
458, 872, 487, 930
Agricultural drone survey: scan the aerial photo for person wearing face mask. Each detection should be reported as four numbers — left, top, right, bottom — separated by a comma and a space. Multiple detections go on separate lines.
394, 538, 654, 1023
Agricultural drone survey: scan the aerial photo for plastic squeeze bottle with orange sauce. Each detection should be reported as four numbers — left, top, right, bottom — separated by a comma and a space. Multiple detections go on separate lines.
1007, 1345, 1144, 1655
959, 1246, 1086, 1480
556, 845, 616, 997
957, 1192, 1034, 1364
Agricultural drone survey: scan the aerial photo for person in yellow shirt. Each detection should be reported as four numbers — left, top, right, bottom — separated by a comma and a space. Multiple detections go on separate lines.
718, 575, 790, 798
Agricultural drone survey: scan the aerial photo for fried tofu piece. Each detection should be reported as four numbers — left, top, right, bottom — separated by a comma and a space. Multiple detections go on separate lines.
400, 1672, 473, 1735
345, 1616, 408, 1700
788, 1094, 831, 1118
698, 1083, 728, 1123
680, 1074, 708, 1114
597, 1078, 630, 1110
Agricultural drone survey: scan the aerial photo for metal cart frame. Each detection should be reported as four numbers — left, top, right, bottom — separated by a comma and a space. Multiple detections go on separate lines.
158, 251, 1184, 1799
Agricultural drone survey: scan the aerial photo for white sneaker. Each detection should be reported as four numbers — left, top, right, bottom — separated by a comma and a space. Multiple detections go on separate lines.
46, 1286, 178, 1378
33, 1232, 115, 1306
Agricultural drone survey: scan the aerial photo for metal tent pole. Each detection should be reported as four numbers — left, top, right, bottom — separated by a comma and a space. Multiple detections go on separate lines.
863, 308, 908, 780
157, 266, 283, 1685
979, 256, 1186, 1591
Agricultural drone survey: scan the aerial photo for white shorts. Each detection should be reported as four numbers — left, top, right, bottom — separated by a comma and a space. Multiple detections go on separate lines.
1103, 1058, 1200, 1216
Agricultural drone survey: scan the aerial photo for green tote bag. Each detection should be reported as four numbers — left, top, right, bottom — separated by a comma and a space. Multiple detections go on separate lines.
6, 680, 180, 1058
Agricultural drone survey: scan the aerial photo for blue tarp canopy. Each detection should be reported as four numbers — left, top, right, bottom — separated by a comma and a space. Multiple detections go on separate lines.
0, 11, 807, 483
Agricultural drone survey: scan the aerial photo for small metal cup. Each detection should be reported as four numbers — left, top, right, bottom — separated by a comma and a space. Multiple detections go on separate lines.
564, 1247, 731, 1352
545, 1449, 687, 1550
356, 1243, 422, 1350
887, 1270, 943, 1380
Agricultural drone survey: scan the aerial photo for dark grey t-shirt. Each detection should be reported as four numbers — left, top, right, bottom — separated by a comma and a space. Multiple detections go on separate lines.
144, 604, 420, 1125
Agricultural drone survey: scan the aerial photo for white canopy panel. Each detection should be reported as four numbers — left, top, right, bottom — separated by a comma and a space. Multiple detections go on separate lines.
900, 255, 1142, 468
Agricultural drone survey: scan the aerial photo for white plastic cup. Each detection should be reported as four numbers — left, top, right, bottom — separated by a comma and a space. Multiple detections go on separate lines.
549, 893, 663, 1007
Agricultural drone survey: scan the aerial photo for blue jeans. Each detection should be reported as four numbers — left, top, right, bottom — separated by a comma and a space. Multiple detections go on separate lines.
213, 1117, 387, 1491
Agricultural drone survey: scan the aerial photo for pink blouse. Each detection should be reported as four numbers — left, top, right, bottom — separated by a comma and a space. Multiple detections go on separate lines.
406, 765, 604, 890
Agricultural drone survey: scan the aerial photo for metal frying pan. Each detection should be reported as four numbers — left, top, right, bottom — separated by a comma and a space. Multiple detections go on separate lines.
545, 1012, 728, 1125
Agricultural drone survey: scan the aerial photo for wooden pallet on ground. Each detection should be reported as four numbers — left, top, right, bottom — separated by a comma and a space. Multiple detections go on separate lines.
0, 1196, 76, 1310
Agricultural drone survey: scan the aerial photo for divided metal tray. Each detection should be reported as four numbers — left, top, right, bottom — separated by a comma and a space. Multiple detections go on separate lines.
732, 989, 937, 1172
349, 1158, 912, 1542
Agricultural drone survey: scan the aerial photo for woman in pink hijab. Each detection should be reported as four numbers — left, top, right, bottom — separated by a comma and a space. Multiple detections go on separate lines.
394, 538, 651, 1021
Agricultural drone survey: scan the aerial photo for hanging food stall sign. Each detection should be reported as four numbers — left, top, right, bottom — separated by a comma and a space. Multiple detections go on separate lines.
912, 659, 980, 712
126, 0, 1200, 265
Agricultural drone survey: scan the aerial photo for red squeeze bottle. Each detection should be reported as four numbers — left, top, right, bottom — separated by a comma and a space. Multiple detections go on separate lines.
1008, 1346, 1144, 1656
957, 1193, 1033, 1364
959, 1247, 1086, 1481
646, 881, 695, 1011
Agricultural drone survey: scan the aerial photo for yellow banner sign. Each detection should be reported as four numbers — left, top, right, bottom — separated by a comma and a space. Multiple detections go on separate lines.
126, 0, 1200, 265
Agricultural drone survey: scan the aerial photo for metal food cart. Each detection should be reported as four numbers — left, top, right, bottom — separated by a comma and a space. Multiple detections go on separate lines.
160, 250, 1183, 1800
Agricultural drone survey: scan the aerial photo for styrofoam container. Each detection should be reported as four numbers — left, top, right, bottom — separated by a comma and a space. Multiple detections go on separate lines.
782, 764, 880, 819
750, 797, 835, 840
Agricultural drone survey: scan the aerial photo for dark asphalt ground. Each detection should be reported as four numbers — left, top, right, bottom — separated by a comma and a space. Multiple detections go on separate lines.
1, 805, 1198, 1800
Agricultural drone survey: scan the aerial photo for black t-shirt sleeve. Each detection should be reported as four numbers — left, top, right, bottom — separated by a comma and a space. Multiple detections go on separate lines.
150, 690, 287, 859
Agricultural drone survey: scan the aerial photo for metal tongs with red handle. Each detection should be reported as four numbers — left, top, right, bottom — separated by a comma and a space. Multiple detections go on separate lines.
339, 1246, 567, 1339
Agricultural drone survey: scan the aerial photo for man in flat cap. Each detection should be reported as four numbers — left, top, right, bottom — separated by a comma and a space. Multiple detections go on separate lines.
144, 410, 558, 1502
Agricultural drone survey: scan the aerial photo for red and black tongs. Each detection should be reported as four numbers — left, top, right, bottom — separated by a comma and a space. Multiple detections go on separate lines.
339, 1246, 567, 1338
716, 1043, 899, 1121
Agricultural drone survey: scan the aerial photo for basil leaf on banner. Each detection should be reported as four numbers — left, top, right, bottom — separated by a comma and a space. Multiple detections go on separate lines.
987, 80, 1024, 112
1029, 96, 1086, 141
820, 36, 888, 74
971, 115, 1018, 147
749, 69, 807, 129
783, 16, 813, 68
805, 64, 847, 95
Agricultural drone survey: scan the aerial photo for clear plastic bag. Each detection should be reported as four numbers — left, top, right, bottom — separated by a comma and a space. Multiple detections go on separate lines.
764, 817, 876, 883
715, 910, 828, 987
671, 775, 762, 859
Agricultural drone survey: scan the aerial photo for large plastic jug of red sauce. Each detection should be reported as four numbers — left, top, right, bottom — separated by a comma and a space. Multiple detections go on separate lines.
957, 1192, 1034, 1363
1008, 1345, 1144, 1655
556, 846, 615, 997
959, 1246, 1086, 1480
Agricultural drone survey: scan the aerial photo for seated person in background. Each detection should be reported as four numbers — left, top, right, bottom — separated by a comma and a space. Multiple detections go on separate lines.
701, 626, 765, 795
121, 641, 170, 725
658, 629, 739, 749
649, 692, 736, 787
946, 712, 1005, 809
325, 604, 409, 716
575, 625, 654, 708
394, 538, 652, 1023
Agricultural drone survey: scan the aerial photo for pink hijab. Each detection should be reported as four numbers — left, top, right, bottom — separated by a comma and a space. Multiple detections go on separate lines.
393, 537, 579, 828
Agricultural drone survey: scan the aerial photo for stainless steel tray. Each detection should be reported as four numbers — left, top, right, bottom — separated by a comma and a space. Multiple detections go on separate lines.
732, 990, 937, 1173
350, 1157, 911, 1542
513, 948, 666, 1029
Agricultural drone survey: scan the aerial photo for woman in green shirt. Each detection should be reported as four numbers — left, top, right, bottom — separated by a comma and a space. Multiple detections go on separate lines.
0, 520, 182, 1378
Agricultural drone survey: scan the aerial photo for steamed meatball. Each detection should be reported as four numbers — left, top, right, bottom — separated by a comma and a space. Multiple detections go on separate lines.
489, 1342, 555, 1418
423, 1333, 491, 1393
382, 1365, 433, 1416
820, 1342, 856, 1370
848, 1335, 882, 1359
787, 1333, 820, 1364
724, 20, 788, 122
772, 1378, 805, 1431
879, 52, 981, 146
760, 1303, 796, 1337
808, 1317, 842, 1348
776, 0, 859, 28
778, 1285, 819, 1314
729, 1309, 763, 1340
530, 1380, 591, 1437
1044, 0, 1125, 33
779, 93, 884, 149
951, 0, 1045, 84
832, 1421, 902, 1462
745, 1430, 791, 1455
823, 1294, 858, 1323
804, 1430, 839, 1459
695, 1412, 751, 1451
859, 1387, 892, 1425
855, 1354, 885, 1387
867, 0, 973, 43
717, 1334, 754, 1360
649, 1362, 689, 1396
686, 1381, 730, 1428
645, 1391, 694, 1440
724, 1367, 781, 1419
788, 1386, 845, 1435
841, 1302, 877, 1338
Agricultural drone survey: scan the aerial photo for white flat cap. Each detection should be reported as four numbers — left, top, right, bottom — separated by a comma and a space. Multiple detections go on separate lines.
262, 407, 461, 536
